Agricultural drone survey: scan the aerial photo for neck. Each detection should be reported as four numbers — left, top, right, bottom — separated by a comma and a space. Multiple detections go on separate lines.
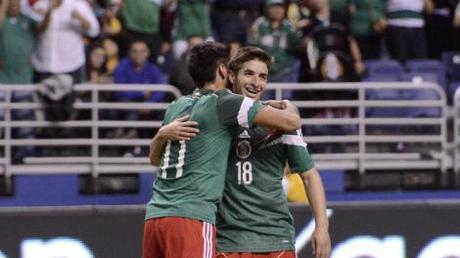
317, 6, 330, 18
202, 82, 222, 91
271, 20, 281, 29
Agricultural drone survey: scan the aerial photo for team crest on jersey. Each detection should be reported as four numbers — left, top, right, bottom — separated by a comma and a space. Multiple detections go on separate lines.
236, 140, 252, 159
239, 130, 251, 139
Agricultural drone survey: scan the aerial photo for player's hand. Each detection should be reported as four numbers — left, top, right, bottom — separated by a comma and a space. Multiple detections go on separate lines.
262, 100, 287, 110
157, 115, 199, 141
311, 227, 331, 258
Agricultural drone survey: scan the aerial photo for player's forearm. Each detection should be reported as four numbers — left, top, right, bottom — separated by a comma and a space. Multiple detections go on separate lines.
302, 168, 329, 230
253, 106, 301, 132
149, 132, 168, 166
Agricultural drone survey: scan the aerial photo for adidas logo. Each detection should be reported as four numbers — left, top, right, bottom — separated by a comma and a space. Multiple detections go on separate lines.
239, 130, 251, 139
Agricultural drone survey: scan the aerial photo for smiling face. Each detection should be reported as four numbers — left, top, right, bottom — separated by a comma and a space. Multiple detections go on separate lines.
230, 59, 269, 101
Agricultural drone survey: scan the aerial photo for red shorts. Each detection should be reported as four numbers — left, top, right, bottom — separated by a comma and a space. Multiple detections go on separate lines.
143, 217, 216, 258
216, 251, 296, 258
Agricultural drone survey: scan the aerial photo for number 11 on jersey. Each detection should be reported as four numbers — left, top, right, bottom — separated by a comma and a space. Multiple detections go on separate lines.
236, 161, 253, 185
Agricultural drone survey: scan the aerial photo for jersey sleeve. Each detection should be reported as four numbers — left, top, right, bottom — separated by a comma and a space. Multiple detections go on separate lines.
216, 92, 264, 128
284, 129, 315, 174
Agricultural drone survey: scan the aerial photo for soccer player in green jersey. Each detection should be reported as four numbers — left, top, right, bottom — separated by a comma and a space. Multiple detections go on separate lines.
215, 47, 331, 258
143, 42, 302, 258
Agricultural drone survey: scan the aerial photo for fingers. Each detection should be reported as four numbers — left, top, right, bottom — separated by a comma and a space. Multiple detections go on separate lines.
175, 115, 191, 122
314, 240, 331, 258
181, 126, 199, 134
181, 120, 199, 128
311, 238, 317, 257
178, 131, 198, 140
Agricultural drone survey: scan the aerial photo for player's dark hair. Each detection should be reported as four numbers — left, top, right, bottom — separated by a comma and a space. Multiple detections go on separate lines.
228, 47, 272, 75
186, 41, 230, 88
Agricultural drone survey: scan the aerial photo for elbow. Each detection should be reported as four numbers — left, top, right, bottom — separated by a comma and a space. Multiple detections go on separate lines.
282, 114, 301, 131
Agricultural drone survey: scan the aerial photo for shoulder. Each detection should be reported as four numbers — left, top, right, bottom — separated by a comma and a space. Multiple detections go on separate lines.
282, 19, 296, 31
146, 62, 161, 72
115, 58, 132, 70
252, 16, 268, 28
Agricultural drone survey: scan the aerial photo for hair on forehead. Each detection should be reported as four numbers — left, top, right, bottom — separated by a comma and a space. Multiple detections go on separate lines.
228, 47, 272, 74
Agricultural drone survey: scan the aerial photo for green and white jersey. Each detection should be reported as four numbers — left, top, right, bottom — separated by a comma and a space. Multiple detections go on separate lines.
216, 127, 314, 252
145, 89, 264, 224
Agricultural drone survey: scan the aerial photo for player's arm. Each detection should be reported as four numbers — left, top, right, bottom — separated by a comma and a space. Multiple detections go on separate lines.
253, 100, 301, 132
149, 115, 199, 166
285, 131, 330, 258
0, 0, 8, 30
217, 93, 300, 132
300, 168, 331, 258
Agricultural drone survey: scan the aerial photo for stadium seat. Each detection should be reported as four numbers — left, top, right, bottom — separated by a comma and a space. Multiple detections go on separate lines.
400, 72, 441, 117
363, 74, 400, 82
405, 59, 446, 90
441, 51, 460, 83
449, 81, 460, 97
365, 59, 404, 78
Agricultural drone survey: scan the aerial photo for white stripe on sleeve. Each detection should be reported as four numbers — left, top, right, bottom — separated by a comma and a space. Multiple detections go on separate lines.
237, 97, 255, 128
281, 135, 307, 148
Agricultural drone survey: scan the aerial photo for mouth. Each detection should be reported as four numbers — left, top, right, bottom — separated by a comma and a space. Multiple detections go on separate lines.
244, 86, 260, 96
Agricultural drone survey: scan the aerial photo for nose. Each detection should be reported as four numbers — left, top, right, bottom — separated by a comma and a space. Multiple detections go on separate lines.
249, 75, 260, 87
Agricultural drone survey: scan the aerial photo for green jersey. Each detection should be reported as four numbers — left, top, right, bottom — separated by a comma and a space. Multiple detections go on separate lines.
145, 89, 264, 224
216, 127, 314, 252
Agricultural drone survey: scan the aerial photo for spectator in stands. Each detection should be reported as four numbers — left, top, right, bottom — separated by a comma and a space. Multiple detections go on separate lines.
171, 0, 213, 60
32, 0, 100, 83
99, 0, 122, 38
119, 0, 169, 62
102, 37, 119, 74
1, 0, 32, 63
112, 39, 163, 141
384, 0, 429, 63
0, 0, 36, 163
424, 0, 457, 59
249, 0, 301, 85
0, 0, 35, 84
297, 0, 365, 83
349, 0, 386, 60
86, 43, 111, 84
113, 40, 163, 101
211, 0, 264, 46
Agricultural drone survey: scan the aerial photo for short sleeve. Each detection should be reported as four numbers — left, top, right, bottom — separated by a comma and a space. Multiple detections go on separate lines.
216, 92, 264, 128
284, 129, 315, 173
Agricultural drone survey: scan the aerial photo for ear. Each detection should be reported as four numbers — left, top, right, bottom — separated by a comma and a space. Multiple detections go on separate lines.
217, 64, 227, 80
228, 71, 235, 85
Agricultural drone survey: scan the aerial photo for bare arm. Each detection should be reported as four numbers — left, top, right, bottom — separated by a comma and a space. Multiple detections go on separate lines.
301, 167, 331, 258
0, 0, 9, 30
253, 100, 301, 132
349, 36, 365, 76
424, 0, 434, 14
149, 115, 199, 166
454, 2, 460, 28
37, 0, 60, 33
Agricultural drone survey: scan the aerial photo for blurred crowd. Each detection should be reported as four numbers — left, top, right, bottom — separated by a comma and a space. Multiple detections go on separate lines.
1, 0, 460, 159
1, 0, 460, 90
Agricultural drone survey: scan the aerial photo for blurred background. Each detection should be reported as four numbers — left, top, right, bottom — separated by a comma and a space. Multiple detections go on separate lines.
1, 0, 460, 257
